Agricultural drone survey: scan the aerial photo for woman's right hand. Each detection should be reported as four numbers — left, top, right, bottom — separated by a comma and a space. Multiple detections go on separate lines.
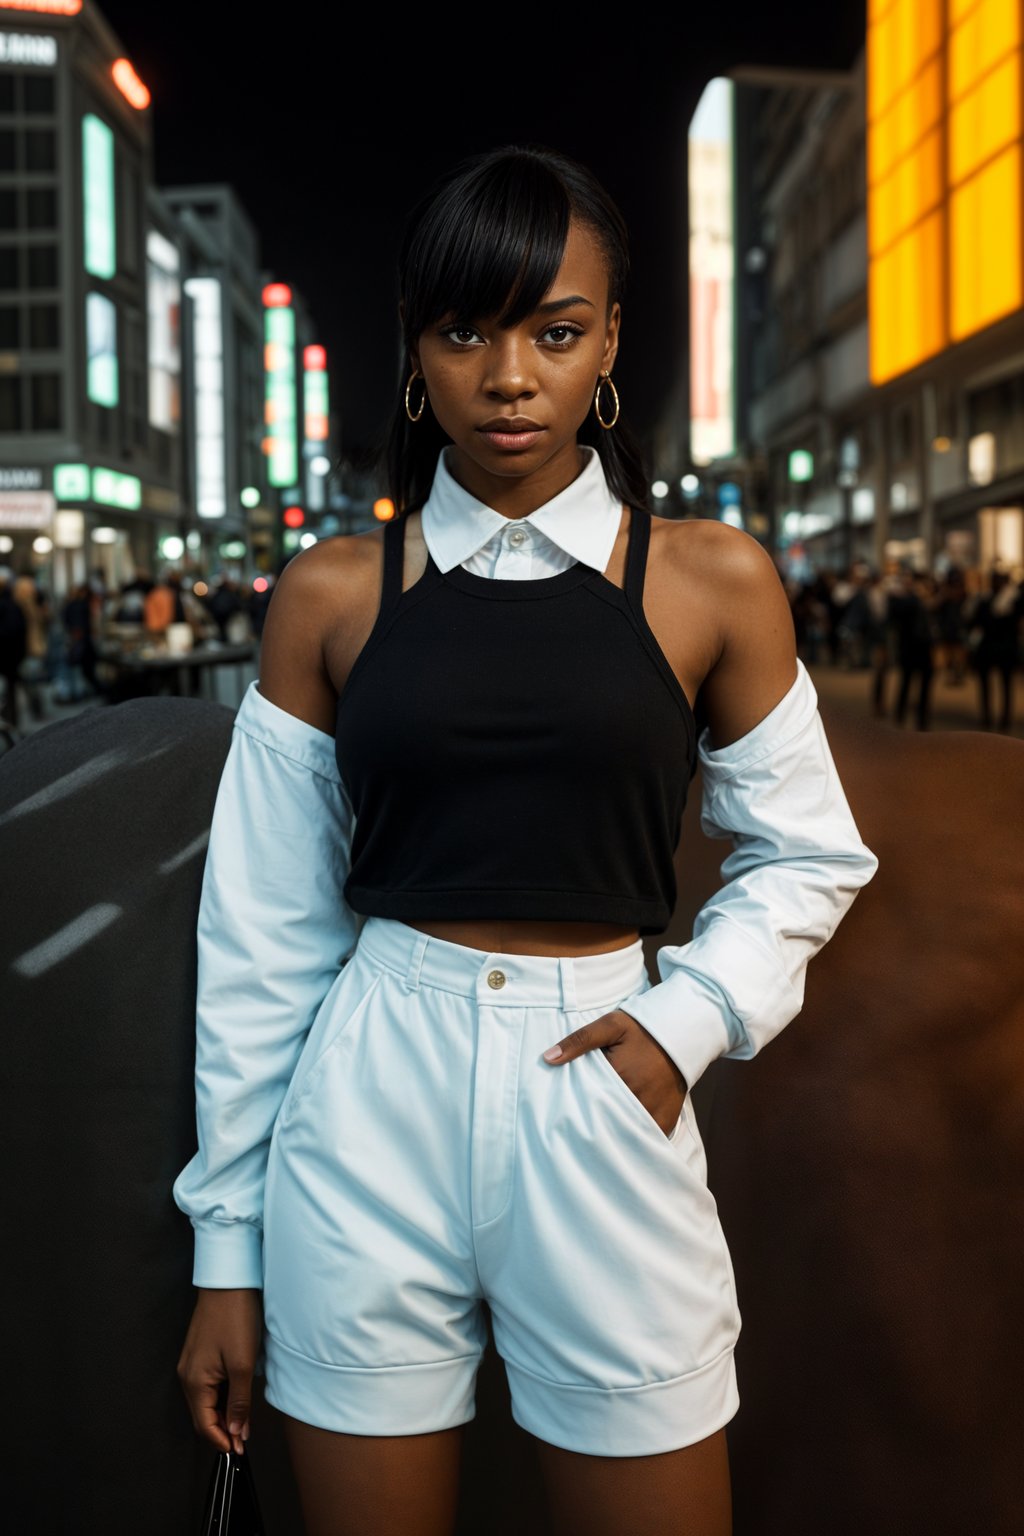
177, 1288, 264, 1456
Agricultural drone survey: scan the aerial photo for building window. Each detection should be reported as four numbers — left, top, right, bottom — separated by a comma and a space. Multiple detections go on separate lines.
0, 246, 18, 289
0, 375, 21, 431
28, 303, 59, 348
30, 372, 61, 430
26, 186, 56, 228
119, 160, 139, 275
25, 128, 56, 173
0, 73, 14, 116
26, 244, 58, 288
0, 186, 13, 228
23, 74, 56, 114
0, 306, 16, 346
0, 127, 14, 172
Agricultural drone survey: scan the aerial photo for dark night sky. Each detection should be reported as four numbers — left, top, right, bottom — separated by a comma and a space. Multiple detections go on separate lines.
96, 6, 865, 464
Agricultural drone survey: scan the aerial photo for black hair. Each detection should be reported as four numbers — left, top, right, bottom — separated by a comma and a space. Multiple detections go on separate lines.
374, 143, 653, 517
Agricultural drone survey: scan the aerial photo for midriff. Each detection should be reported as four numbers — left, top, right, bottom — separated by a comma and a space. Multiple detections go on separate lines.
401, 917, 642, 957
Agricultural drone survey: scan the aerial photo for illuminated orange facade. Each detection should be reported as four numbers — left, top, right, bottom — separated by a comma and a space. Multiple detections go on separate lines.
868, 0, 1024, 385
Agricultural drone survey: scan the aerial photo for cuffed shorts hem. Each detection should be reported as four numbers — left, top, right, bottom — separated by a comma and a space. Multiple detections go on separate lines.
262, 1330, 480, 1436
505, 1343, 740, 1457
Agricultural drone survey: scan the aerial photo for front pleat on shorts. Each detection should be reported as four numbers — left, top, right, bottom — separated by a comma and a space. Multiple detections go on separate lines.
260, 915, 742, 1455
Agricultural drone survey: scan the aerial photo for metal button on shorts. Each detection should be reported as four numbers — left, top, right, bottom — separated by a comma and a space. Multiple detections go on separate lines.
261, 914, 742, 1457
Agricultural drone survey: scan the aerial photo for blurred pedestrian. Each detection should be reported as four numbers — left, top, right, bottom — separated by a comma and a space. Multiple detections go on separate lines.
934, 564, 969, 685
967, 568, 1024, 732
865, 569, 893, 717
888, 567, 938, 730
57, 581, 96, 703
11, 566, 50, 723
835, 564, 872, 669
208, 575, 244, 643
249, 574, 274, 639
144, 568, 186, 633
0, 566, 27, 729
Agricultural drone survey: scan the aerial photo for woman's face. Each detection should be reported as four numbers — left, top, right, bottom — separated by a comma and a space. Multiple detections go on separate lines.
410, 217, 620, 489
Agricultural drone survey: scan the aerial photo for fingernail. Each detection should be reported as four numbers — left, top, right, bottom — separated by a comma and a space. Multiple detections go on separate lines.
241, 1423, 250, 1441
228, 1420, 241, 1435
543, 1045, 563, 1062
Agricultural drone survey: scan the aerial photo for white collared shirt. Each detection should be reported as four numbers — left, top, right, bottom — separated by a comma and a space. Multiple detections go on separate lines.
420, 443, 624, 578
173, 443, 879, 1289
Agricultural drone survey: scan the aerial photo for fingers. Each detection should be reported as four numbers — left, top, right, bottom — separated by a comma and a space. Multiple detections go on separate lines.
178, 1350, 233, 1455
542, 1009, 628, 1064
225, 1363, 254, 1457
177, 1292, 262, 1457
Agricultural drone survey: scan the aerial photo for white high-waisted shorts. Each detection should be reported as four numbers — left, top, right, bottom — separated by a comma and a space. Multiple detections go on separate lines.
261, 915, 742, 1457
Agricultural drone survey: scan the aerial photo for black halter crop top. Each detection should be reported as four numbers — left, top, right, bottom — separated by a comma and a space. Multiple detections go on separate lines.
334, 505, 698, 935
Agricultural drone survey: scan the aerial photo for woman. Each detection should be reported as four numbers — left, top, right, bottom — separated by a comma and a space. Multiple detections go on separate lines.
174, 146, 879, 1536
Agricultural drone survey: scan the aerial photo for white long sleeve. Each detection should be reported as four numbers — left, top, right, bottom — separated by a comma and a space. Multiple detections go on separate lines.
172, 680, 362, 1289
616, 659, 879, 1092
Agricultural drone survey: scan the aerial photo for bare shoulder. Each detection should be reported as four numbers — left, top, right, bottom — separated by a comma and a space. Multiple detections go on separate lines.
653, 516, 799, 750
258, 530, 385, 734
654, 514, 780, 596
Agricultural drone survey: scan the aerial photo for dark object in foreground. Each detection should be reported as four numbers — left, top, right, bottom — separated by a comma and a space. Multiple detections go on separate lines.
201, 1449, 267, 1536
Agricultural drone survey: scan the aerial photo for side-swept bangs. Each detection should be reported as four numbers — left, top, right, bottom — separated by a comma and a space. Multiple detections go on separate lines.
399, 156, 573, 344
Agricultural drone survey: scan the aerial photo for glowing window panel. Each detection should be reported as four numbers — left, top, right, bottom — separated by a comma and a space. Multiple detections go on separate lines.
950, 142, 1022, 337
86, 291, 118, 406
948, 48, 1019, 185
948, 0, 1020, 105
868, 0, 1024, 384
185, 277, 226, 518
82, 113, 115, 280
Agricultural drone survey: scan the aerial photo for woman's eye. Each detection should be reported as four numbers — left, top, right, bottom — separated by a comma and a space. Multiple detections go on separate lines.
440, 324, 482, 346
542, 324, 584, 348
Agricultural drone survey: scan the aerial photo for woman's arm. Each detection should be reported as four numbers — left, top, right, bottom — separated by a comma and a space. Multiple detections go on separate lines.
616, 528, 880, 1093
172, 546, 363, 1289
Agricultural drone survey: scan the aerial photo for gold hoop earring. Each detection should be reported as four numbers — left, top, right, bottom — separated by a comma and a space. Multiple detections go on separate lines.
405, 369, 427, 423
594, 370, 619, 429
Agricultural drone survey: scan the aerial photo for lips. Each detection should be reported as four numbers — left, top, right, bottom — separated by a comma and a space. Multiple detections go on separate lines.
477, 416, 543, 431
477, 424, 546, 450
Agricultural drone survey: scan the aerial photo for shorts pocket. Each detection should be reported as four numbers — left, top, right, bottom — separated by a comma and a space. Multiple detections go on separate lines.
280, 961, 384, 1126
588, 1038, 688, 1145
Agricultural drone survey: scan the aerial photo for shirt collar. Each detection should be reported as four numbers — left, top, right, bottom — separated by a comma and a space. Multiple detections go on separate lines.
419, 444, 625, 574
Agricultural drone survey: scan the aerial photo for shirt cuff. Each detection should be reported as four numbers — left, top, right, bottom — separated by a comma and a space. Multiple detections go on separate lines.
615, 920, 803, 1093
191, 1221, 264, 1290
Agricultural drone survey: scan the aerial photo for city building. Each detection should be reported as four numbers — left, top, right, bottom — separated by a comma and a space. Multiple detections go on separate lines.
675, 5, 1024, 581
0, 0, 339, 602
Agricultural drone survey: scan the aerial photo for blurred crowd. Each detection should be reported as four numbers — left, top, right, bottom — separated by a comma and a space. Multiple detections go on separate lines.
0, 565, 276, 733
2, 555, 1022, 740
787, 560, 1024, 732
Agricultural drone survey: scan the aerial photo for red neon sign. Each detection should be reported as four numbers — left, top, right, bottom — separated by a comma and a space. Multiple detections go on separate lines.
111, 59, 150, 111
0, 3, 83, 14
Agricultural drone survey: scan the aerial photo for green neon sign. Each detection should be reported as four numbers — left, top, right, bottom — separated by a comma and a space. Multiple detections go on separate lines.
83, 114, 116, 280
54, 463, 91, 500
265, 306, 297, 488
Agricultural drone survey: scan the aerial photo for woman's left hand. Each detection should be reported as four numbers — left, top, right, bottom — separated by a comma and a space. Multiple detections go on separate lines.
543, 1010, 689, 1137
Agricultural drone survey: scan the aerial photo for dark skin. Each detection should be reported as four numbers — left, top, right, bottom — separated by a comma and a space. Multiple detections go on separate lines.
177, 217, 798, 1535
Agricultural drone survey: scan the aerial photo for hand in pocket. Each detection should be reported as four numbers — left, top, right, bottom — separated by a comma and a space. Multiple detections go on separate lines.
543, 1008, 689, 1139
